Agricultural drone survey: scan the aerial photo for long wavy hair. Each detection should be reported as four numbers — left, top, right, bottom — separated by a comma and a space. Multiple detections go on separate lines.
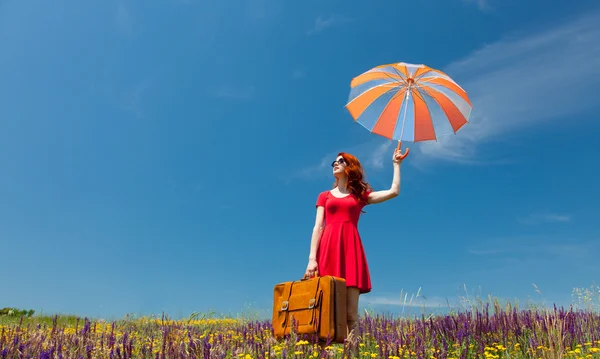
333, 152, 372, 209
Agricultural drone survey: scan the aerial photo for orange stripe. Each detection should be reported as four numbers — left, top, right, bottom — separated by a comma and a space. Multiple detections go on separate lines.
422, 87, 468, 133
390, 64, 409, 77
413, 66, 432, 79
422, 78, 472, 106
345, 85, 393, 120
372, 90, 406, 138
412, 89, 436, 142
350, 71, 403, 88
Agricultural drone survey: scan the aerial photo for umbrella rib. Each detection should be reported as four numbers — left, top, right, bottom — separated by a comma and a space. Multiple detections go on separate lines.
389, 66, 409, 85
411, 85, 427, 102
414, 68, 433, 82
378, 70, 406, 88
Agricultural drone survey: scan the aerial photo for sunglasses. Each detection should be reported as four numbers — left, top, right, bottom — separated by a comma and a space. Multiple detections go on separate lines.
331, 158, 346, 167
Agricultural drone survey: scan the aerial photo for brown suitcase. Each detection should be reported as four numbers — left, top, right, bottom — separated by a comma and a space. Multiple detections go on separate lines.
272, 272, 347, 344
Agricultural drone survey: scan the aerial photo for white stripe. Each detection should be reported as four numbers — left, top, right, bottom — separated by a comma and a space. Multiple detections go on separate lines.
346, 82, 400, 107
392, 91, 414, 142
421, 83, 472, 122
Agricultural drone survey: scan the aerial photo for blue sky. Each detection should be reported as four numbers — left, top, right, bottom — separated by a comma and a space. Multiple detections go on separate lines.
1, 0, 600, 320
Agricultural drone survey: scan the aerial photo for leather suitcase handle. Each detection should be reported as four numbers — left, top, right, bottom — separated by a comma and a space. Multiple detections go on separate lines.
302, 270, 319, 280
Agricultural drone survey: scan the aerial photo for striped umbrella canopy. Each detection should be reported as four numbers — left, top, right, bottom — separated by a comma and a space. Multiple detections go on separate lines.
345, 62, 472, 150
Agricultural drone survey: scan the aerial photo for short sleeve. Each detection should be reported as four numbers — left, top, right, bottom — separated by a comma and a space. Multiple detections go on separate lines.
316, 191, 327, 208
360, 190, 372, 208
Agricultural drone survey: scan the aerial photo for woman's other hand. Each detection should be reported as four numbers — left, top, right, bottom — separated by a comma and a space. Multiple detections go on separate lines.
393, 148, 409, 164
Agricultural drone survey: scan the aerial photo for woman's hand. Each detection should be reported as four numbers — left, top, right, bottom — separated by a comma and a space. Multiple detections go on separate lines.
393, 147, 409, 164
305, 259, 318, 278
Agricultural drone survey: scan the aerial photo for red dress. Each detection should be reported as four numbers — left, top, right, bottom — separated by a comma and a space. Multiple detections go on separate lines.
315, 190, 372, 294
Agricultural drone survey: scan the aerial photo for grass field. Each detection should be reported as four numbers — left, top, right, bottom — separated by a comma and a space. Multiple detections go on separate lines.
1, 285, 599, 359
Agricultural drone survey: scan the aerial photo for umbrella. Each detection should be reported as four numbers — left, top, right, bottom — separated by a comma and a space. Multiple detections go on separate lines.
345, 62, 472, 151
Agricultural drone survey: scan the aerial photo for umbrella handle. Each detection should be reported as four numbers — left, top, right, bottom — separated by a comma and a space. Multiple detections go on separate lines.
396, 140, 402, 151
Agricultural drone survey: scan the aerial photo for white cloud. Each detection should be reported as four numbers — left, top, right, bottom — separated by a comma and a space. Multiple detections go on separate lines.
518, 213, 572, 225
413, 11, 600, 164
211, 85, 255, 99
362, 294, 456, 309
366, 140, 393, 169
360, 288, 467, 315
307, 14, 352, 36
466, 235, 599, 263
288, 138, 397, 183
285, 157, 329, 183
241, 0, 280, 27
463, 0, 492, 12
115, 3, 133, 37
122, 78, 152, 119
292, 70, 305, 79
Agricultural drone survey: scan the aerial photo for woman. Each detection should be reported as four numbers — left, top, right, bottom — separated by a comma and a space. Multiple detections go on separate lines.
305, 147, 409, 343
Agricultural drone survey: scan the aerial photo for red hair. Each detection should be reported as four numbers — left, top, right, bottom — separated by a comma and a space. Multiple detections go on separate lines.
333, 152, 372, 208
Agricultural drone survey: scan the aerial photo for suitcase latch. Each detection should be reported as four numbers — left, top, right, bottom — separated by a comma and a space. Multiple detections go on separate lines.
281, 301, 289, 311
308, 298, 316, 309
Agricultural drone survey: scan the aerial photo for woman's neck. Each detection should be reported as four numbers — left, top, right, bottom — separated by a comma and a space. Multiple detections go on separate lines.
336, 177, 349, 193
